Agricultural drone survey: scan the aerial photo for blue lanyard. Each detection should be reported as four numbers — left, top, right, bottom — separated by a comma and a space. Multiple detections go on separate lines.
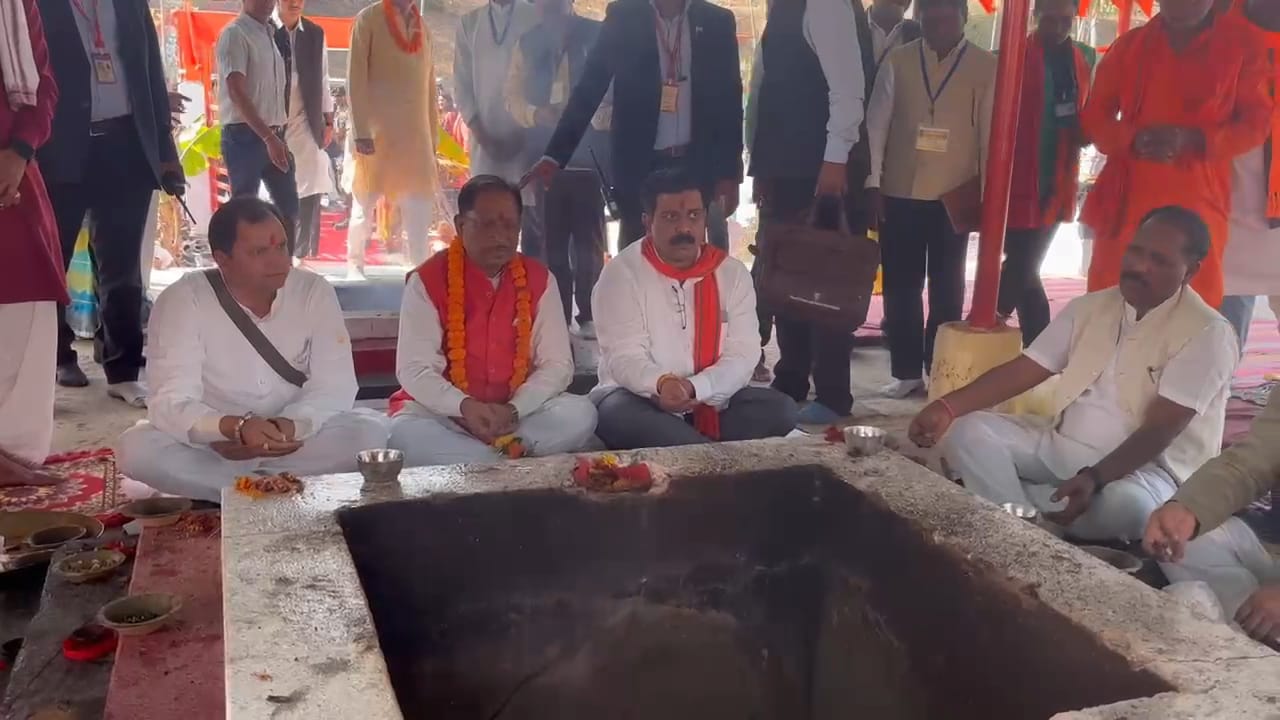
919, 41, 969, 119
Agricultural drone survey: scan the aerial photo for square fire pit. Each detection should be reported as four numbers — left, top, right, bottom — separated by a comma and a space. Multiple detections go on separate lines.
221, 441, 1280, 719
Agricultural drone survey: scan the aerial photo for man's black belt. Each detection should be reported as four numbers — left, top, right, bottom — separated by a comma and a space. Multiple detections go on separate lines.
655, 144, 690, 159
88, 116, 133, 137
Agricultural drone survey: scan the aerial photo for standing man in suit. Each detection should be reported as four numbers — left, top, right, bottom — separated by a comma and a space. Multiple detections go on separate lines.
522, 0, 742, 251
276, 0, 334, 261
38, 0, 184, 407
749, 0, 875, 426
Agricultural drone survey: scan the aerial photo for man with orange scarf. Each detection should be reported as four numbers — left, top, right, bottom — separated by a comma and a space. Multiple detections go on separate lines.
1079, 0, 1272, 310
999, 0, 1094, 347
590, 169, 798, 450
1220, 0, 1280, 350
387, 175, 597, 465
0, 0, 66, 486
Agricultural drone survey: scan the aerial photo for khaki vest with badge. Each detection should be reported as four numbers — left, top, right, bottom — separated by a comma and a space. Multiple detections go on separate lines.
1049, 286, 1231, 484
880, 39, 996, 201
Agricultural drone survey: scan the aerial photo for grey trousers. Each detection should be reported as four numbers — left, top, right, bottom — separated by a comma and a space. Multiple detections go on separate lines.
592, 386, 798, 450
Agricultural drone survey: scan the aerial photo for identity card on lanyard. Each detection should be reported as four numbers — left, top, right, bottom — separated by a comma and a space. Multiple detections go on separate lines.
71, 0, 117, 84
654, 6, 685, 114
915, 42, 968, 153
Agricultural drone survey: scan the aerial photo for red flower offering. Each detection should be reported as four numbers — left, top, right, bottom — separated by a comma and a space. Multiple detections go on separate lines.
572, 455, 654, 493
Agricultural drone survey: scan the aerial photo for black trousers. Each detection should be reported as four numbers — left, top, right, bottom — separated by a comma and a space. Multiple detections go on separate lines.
617, 152, 730, 252
543, 169, 605, 325
758, 178, 859, 416
998, 225, 1057, 347
880, 196, 968, 381
295, 193, 323, 259
49, 120, 154, 383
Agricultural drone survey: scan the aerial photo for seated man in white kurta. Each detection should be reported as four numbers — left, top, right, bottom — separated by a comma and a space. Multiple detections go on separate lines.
910, 206, 1237, 542
591, 169, 798, 450
387, 175, 596, 465
116, 198, 388, 502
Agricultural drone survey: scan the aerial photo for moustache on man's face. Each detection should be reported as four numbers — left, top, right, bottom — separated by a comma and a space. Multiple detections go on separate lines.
670, 233, 697, 246
1120, 271, 1146, 286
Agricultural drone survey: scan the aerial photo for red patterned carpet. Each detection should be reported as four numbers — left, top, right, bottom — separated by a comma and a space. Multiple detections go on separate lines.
310, 209, 400, 266
1, 448, 123, 514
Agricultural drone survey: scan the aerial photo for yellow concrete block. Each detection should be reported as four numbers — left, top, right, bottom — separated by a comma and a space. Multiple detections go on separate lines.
928, 321, 1057, 417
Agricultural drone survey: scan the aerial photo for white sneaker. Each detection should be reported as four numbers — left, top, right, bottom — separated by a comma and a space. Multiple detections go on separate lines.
881, 378, 925, 399
107, 381, 148, 408
577, 321, 597, 340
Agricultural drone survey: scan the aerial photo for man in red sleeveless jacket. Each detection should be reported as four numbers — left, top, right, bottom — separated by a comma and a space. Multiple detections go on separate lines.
388, 175, 597, 465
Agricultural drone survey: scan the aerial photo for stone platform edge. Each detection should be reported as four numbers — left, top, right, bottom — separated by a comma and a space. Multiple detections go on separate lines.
219, 439, 1280, 720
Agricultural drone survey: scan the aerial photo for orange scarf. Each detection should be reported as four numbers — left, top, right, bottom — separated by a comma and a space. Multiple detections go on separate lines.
641, 239, 728, 440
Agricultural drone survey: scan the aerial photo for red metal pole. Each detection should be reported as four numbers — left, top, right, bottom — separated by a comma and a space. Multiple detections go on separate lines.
965, 0, 1032, 329
1117, 0, 1134, 35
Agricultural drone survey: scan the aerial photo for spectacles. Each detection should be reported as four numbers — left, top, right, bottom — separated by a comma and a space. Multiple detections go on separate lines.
671, 285, 687, 330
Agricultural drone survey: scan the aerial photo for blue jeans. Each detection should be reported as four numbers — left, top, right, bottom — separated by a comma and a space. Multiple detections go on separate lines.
1220, 294, 1256, 355
220, 123, 299, 252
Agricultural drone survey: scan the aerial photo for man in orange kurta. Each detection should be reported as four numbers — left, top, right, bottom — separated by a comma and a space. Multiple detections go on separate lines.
1080, 0, 1272, 309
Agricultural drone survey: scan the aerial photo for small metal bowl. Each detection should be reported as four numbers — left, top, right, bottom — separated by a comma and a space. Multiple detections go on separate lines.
357, 448, 404, 485
99, 593, 183, 637
25, 525, 87, 550
121, 497, 193, 528
843, 425, 887, 457
1000, 502, 1040, 521
1079, 545, 1143, 574
54, 549, 127, 584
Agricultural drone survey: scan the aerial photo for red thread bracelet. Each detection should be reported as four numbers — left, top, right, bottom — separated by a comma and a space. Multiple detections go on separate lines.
937, 397, 957, 420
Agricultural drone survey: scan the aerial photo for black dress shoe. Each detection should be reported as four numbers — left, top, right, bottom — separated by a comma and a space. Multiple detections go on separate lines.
56, 363, 89, 388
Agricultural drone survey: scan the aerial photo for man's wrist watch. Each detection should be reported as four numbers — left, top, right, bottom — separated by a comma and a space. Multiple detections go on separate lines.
232, 412, 254, 443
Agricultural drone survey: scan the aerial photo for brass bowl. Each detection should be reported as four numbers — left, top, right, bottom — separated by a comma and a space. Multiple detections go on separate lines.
25, 525, 88, 550
843, 425, 887, 457
121, 497, 193, 528
54, 549, 127, 584
0, 511, 105, 572
357, 448, 404, 485
99, 593, 183, 636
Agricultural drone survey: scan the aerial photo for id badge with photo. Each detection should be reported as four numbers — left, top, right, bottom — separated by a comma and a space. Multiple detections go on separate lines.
660, 83, 679, 114
915, 126, 950, 153
91, 52, 117, 84
1055, 102, 1077, 119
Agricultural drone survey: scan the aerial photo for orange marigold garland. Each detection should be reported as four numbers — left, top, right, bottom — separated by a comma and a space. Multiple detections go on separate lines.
382, 0, 424, 55
443, 241, 533, 396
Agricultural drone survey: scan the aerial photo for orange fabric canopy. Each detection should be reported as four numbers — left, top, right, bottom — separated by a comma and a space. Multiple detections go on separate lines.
173, 9, 355, 85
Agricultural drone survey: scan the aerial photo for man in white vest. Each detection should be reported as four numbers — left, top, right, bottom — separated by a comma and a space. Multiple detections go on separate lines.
909, 206, 1237, 542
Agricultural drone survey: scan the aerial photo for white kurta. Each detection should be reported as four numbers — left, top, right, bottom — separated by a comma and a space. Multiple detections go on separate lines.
114, 269, 389, 501
1223, 146, 1280, 297
283, 24, 335, 199
453, 1, 538, 180
0, 302, 56, 464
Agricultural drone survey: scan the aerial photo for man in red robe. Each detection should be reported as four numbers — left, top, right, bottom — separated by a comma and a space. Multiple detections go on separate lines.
1080, 0, 1272, 309
0, 0, 66, 486
1000, 0, 1094, 347
388, 175, 597, 465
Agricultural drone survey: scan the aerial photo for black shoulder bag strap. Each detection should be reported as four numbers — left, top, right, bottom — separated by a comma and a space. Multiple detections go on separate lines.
203, 269, 308, 388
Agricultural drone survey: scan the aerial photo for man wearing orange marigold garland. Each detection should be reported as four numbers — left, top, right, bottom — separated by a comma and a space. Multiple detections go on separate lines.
590, 169, 798, 450
343, 0, 442, 280
387, 175, 597, 465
